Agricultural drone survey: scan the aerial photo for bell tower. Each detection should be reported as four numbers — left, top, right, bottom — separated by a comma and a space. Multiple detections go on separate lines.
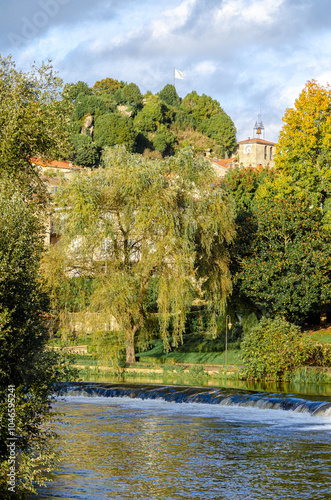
253, 112, 265, 139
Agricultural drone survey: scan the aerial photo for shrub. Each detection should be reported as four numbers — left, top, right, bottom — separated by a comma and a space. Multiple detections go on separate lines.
307, 343, 331, 367
241, 317, 314, 380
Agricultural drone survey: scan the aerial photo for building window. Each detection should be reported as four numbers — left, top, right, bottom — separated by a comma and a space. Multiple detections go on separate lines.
264, 146, 267, 160
270, 147, 273, 160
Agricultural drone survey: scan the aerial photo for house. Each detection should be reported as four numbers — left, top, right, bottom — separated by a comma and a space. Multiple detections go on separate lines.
31, 157, 84, 179
31, 158, 85, 246
206, 157, 238, 178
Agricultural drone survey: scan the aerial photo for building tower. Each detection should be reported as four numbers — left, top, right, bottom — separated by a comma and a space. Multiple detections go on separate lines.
253, 113, 265, 139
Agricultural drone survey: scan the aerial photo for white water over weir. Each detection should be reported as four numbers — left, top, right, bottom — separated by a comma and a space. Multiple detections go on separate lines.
56, 381, 331, 417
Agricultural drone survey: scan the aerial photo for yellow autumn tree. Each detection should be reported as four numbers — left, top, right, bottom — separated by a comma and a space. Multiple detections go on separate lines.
275, 80, 331, 204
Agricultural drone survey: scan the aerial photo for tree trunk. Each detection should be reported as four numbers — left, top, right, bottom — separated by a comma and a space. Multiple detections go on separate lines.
126, 329, 137, 364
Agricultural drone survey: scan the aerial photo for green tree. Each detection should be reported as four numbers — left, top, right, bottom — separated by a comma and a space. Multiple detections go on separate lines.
0, 183, 74, 497
94, 113, 135, 151
241, 317, 314, 379
181, 91, 224, 128
46, 147, 235, 363
71, 133, 100, 167
63, 80, 92, 101
158, 84, 180, 107
0, 55, 71, 191
72, 93, 109, 121
122, 82, 143, 110
133, 94, 173, 134
200, 113, 237, 157
236, 195, 331, 325
152, 125, 176, 156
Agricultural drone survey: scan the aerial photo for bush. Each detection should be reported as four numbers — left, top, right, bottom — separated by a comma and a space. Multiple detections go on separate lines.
241, 317, 314, 380
307, 343, 331, 367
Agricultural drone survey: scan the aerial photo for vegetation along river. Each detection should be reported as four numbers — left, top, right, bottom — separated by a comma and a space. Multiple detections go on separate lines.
38, 382, 331, 500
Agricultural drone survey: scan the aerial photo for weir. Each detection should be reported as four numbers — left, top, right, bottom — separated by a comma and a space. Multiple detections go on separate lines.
56, 382, 331, 417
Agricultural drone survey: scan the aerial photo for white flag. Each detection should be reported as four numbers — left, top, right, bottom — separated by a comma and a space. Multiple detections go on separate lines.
175, 68, 184, 80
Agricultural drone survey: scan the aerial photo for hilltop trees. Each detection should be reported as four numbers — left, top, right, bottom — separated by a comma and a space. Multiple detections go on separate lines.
63, 76, 237, 164
45, 147, 235, 363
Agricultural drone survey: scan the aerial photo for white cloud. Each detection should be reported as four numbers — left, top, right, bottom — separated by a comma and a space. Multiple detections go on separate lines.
151, 0, 196, 39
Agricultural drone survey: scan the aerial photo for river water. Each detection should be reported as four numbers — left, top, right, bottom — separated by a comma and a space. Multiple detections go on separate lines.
38, 383, 331, 500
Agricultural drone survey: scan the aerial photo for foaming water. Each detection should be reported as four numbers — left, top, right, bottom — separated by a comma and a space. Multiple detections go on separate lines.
38, 383, 331, 500
56, 381, 331, 417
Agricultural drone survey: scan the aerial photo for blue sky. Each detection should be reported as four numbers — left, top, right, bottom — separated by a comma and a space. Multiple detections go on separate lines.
2, 0, 331, 143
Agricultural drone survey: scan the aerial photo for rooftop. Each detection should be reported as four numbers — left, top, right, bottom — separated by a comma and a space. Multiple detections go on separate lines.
237, 138, 276, 146
31, 157, 84, 170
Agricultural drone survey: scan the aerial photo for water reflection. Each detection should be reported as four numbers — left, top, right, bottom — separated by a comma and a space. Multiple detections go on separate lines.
81, 371, 331, 397
39, 393, 331, 500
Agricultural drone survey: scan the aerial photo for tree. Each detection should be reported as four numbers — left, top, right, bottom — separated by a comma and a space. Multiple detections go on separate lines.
46, 147, 235, 363
63, 80, 92, 101
241, 317, 314, 380
236, 195, 331, 325
0, 56, 75, 497
0, 55, 71, 191
275, 80, 331, 203
181, 91, 224, 128
72, 93, 109, 121
158, 84, 180, 107
200, 113, 237, 157
152, 125, 176, 156
94, 113, 135, 151
92, 77, 123, 96
122, 83, 143, 110
71, 133, 100, 167
0, 182, 74, 497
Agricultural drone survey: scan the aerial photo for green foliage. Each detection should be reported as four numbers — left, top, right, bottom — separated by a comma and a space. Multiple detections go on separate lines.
122, 83, 143, 110
200, 112, 237, 156
307, 342, 331, 367
0, 182, 77, 497
152, 125, 176, 155
236, 195, 331, 325
45, 147, 235, 363
158, 84, 180, 107
73, 93, 109, 121
181, 91, 223, 127
92, 77, 124, 96
276, 80, 331, 200
71, 133, 100, 167
241, 317, 314, 379
0, 55, 71, 191
223, 165, 275, 213
63, 81, 92, 101
94, 113, 135, 151
133, 94, 172, 134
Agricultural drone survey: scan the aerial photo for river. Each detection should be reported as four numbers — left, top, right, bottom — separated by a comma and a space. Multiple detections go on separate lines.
38, 382, 331, 500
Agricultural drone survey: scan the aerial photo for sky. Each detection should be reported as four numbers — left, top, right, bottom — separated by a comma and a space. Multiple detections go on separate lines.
1, 0, 331, 143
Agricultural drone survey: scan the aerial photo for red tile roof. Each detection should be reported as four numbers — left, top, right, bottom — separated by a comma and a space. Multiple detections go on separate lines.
208, 158, 238, 169
31, 157, 84, 170
237, 138, 276, 146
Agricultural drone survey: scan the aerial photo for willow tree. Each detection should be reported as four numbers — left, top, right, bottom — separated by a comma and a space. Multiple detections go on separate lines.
45, 147, 235, 363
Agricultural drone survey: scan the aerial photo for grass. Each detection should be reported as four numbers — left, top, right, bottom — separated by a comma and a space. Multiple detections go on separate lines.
137, 338, 242, 365
308, 329, 331, 344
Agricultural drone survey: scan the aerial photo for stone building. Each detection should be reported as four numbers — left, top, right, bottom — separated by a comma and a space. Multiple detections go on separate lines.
236, 138, 276, 169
